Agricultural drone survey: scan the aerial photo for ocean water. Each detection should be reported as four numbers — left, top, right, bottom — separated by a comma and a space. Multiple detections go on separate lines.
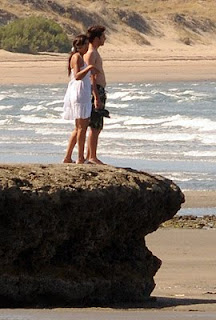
1, 81, 216, 195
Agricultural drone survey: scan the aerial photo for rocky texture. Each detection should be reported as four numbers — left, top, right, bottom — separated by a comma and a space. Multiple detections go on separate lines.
161, 215, 216, 229
0, 164, 184, 307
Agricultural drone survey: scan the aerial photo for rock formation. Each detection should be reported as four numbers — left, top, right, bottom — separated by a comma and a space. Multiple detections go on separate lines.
0, 164, 184, 307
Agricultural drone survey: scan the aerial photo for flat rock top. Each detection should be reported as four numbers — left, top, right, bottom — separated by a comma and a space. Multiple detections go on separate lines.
0, 163, 177, 192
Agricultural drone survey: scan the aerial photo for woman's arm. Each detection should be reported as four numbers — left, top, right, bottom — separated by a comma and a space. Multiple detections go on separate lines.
72, 54, 95, 80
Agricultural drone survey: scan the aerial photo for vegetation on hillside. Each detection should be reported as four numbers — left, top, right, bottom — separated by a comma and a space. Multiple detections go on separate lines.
0, 16, 71, 54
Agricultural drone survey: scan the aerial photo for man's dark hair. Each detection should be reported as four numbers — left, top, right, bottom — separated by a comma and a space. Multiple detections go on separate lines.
87, 25, 106, 43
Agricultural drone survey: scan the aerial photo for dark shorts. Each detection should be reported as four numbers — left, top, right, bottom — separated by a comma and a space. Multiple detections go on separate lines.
89, 84, 107, 130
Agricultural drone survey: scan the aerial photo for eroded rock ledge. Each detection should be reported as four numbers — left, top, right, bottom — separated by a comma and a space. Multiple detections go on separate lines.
0, 164, 184, 307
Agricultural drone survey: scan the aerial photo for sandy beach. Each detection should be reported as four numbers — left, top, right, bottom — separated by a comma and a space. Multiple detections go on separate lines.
1, 46, 216, 317
183, 190, 216, 209
147, 228, 216, 309
1, 42, 216, 85
2, 56, 216, 85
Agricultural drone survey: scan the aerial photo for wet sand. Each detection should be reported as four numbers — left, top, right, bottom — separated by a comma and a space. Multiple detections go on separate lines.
183, 190, 216, 209
147, 228, 216, 306
0, 309, 216, 320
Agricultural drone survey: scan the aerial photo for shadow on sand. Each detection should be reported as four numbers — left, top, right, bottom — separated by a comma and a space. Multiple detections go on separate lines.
109, 296, 216, 309
1, 296, 216, 309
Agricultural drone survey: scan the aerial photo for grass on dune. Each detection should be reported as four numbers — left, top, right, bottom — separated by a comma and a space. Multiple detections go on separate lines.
1, 0, 216, 19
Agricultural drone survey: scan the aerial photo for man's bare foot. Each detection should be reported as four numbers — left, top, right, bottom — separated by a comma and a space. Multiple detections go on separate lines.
63, 158, 75, 163
88, 158, 104, 165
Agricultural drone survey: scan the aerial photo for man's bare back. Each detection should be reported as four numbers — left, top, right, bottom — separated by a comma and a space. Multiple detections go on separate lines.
85, 47, 106, 88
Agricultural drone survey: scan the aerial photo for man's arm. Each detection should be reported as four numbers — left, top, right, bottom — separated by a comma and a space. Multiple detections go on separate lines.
84, 51, 102, 109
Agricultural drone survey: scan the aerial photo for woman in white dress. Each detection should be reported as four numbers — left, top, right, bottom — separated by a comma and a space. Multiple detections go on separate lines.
62, 34, 98, 164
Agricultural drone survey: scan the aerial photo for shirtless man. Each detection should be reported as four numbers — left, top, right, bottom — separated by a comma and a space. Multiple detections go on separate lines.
84, 25, 107, 164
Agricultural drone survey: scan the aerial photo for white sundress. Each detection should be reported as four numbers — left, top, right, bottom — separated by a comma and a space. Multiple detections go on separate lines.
62, 63, 92, 120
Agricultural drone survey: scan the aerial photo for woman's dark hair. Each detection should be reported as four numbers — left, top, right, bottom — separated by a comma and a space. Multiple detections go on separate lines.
68, 34, 88, 76
87, 25, 106, 43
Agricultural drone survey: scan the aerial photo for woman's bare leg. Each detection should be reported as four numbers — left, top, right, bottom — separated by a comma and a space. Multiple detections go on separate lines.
76, 118, 89, 164
63, 128, 77, 163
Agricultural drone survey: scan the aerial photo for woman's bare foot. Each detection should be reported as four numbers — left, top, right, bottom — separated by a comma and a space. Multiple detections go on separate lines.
63, 158, 75, 163
88, 158, 104, 165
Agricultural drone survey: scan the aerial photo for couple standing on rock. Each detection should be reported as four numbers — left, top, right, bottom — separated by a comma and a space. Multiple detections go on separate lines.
62, 25, 109, 165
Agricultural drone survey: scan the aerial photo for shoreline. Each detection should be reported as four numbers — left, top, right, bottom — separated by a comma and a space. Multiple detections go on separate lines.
1, 59, 216, 85
1, 49, 216, 85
